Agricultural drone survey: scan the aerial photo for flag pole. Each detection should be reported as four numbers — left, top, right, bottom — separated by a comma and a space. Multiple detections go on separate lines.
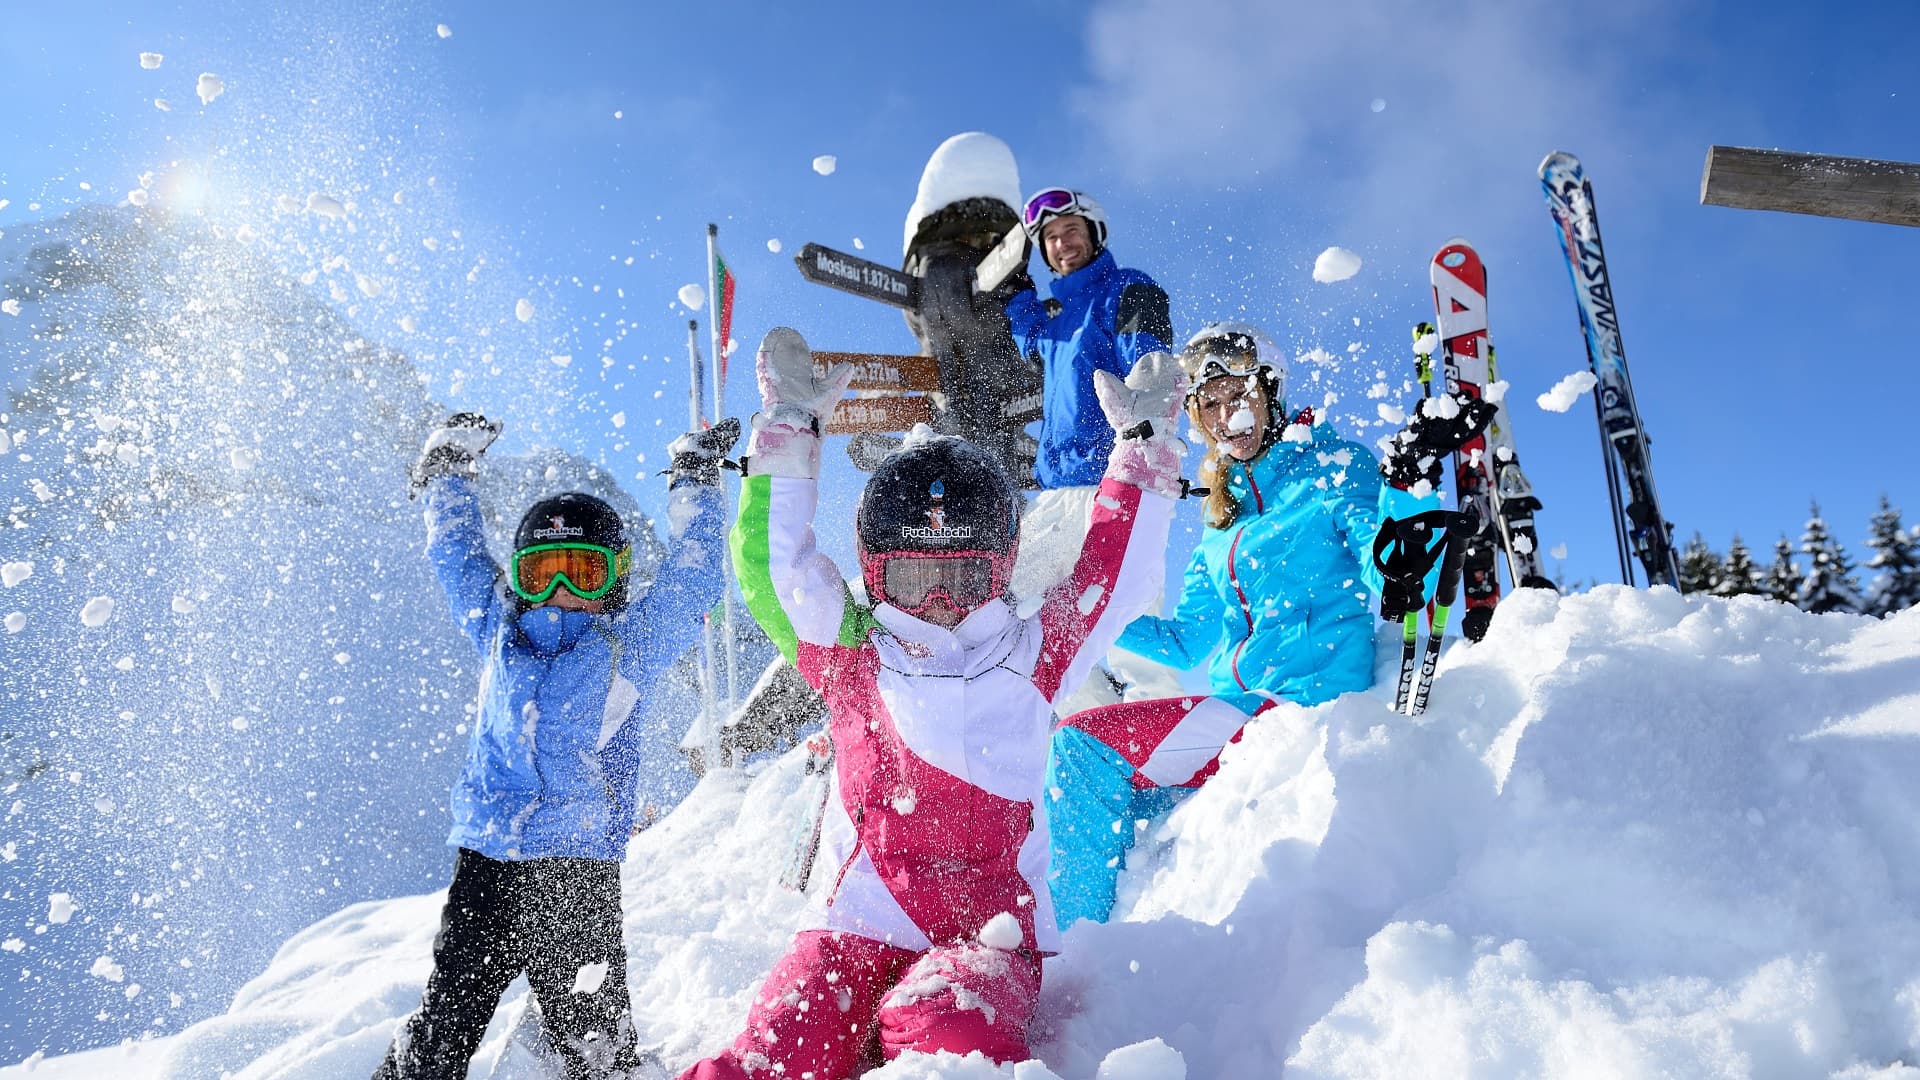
707, 223, 742, 731
685, 318, 721, 771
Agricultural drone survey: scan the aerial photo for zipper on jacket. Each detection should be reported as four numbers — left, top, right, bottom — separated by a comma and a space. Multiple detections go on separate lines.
1240, 461, 1265, 514
1226, 527, 1256, 690
828, 808, 864, 903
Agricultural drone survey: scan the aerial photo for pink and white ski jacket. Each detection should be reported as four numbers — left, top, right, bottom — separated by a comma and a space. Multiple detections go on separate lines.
731, 469, 1172, 955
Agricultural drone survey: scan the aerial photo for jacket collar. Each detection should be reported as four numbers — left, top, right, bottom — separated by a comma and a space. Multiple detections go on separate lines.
871, 598, 1019, 676
515, 605, 602, 656
1049, 248, 1117, 306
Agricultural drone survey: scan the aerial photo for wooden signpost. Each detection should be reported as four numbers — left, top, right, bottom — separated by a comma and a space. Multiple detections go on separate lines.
1700, 146, 1920, 228
793, 243, 919, 309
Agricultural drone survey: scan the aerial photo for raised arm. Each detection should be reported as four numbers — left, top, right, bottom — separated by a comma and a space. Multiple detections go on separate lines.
613, 420, 741, 684
729, 329, 869, 684
1033, 351, 1188, 705
411, 414, 508, 655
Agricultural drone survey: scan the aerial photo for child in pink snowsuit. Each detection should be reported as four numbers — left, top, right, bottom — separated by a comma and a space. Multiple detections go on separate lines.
677, 327, 1186, 1079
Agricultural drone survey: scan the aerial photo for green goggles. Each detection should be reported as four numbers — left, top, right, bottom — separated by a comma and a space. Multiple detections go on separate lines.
509, 542, 632, 603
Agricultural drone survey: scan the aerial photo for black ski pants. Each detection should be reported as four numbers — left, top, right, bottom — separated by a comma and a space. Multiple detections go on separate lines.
373, 848, 639, 1080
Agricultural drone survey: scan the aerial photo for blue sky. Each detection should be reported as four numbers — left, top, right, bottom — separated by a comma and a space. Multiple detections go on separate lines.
3, 0, 1917, 592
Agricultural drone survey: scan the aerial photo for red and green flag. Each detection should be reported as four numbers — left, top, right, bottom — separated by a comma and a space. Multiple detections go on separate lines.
712, 243, 736, 384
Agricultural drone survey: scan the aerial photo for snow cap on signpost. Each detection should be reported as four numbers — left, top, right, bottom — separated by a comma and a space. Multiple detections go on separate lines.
902, 132, 1021, 256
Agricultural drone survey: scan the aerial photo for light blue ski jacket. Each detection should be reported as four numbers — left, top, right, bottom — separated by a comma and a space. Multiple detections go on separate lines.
424, 474, 724, 861
1115, 420, 1435, 712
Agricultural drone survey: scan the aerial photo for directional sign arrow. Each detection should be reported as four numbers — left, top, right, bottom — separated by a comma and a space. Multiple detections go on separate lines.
824, 395, 935, 436
793, 243, 918, 310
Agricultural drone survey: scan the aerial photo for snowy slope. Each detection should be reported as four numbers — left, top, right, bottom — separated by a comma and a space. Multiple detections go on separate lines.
12, 588, 1919, 1078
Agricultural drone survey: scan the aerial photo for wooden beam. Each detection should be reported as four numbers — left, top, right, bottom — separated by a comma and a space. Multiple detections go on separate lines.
1700, 145, 1920, 228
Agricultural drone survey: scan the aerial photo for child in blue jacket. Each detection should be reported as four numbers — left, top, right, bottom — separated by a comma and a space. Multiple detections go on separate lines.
374, 413, 738, 1080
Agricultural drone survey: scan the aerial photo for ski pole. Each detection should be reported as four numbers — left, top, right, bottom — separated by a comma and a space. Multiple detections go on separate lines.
1409, 507, 1478, 716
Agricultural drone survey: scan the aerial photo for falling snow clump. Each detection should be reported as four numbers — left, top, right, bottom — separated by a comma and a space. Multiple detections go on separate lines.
1537, 370, 1599, 412
678, 283, 707, 311
196, 72, 225, 105
80, 596, 116, 627
139, 52, 164, 69
1312, 246, 1362, 283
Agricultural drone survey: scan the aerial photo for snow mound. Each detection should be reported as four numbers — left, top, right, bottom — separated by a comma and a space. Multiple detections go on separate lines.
24, 593, 1920, 1079
903, 132, 1020, 256
1312, 246, 1362, 283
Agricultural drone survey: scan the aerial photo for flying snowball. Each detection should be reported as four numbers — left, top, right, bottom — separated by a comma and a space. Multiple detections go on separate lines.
171, 596, 198, 614
1312, 246, 1362, 283
1, 561, 30, 587
1551, 542, 1569, 560
48, 894, 75, 924
678, 283, 707, 311
229, 447, 259, 472
550, 354, 572, 368
515, 298, 534, 322
305, 192, 347, 219
1537, 370, 1598, 412
812, 155, 837, 176
3, 613, 21, 634
1, 299, 20, 317
436, 23, 452, 38
766, 238, 782, 253
977, 912, 1023, 951
1370, 98, 1387, 113
1376, 403, 1405, 424
89, 956, 125, 982
196, 72, 225, 106
1413, 328, 1440, 355
80, 597, 116, 627
139, 52, 164, 70
127, 190, 150, 207
154, 98, 171, 112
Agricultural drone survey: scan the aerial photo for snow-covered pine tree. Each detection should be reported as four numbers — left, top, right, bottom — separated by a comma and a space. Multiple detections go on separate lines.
1763, 536, 1799, 604
1711, 534, 1762, 597
1862, 495, 1920, 616
1677, 532, 1724, 594
1796, 502, 1864, 614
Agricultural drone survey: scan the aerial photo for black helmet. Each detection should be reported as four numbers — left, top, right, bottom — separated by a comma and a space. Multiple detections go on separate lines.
515, 492, 627, 551
513, 493, 631, 610
857, 436, 1020, 614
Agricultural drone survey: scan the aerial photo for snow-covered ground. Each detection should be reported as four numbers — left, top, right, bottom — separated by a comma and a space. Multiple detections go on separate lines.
10, 587, 1918, 1078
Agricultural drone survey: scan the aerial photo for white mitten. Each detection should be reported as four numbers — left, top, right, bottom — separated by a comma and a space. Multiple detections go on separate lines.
748, 327, 854, 478
1097, 351, 1188, 498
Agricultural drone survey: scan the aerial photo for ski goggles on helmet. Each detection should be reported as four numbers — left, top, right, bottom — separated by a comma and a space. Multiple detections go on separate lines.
510, 542, 632, 603
1179, 330, 1265, 387
870, 549, 1009, 616
1022, 187, 1088, 237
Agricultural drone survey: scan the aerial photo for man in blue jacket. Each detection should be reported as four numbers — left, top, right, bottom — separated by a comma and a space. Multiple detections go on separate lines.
1004, 187, 1181, 703
374, 413, 738, 1080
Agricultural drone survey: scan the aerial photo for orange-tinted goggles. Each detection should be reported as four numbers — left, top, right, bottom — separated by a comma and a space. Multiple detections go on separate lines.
510, 543, 630, 603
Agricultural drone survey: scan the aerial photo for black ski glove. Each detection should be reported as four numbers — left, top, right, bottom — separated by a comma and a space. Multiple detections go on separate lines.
665, 417, 742, 487
1379, 393, 1498, 492
409, 412, 502, 499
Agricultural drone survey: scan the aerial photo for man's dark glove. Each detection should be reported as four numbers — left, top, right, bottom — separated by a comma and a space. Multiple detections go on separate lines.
409, 412, 502, 499
1379, 393, 1498, 492
666, 417, 742, 487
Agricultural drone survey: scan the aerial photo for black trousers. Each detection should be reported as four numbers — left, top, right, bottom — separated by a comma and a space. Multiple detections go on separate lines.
374, 848, 639, 1080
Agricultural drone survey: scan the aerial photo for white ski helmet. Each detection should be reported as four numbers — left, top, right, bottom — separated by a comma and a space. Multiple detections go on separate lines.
1021, 187, 1108, 253
1179, 322, 1286, 403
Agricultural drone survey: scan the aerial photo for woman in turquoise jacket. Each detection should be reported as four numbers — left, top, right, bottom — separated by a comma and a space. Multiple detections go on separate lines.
1045, 323, 1447, 928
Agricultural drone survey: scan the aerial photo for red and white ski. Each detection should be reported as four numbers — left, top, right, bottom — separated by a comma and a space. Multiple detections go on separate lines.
1429, 239, 1553, 641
